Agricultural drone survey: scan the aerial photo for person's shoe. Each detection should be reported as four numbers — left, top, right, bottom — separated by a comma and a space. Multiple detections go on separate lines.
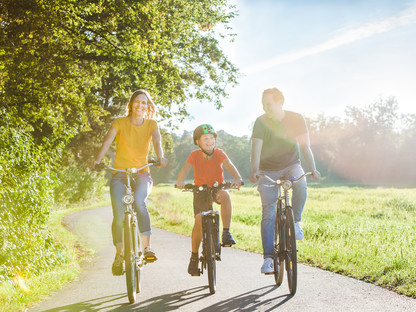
222, 231, 236, 246
112, 254, 125, 276
188, 256, 200, 276
261, 258, 274, 274
294, 222, 304, 240
144, 247, 157, 263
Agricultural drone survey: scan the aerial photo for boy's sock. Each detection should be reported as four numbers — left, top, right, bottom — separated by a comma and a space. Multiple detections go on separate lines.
191, 252, 198, 259
223, 228, 230, 232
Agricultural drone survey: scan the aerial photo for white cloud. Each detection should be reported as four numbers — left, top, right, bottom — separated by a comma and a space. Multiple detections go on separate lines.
245, 4, 416, 74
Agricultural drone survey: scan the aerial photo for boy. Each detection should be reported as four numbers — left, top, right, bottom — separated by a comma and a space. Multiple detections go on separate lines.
176, 124, 243, 276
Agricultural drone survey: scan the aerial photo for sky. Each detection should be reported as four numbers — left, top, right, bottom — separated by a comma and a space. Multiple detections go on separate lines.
175, 0, 416, 137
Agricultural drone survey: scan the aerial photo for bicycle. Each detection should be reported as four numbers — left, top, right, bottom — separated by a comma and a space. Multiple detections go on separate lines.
175, 182, 242, 294
258, 172, 312, 296
94, 159, 159, 303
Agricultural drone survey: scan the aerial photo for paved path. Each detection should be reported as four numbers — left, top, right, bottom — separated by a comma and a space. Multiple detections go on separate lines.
30, 206, 416, 311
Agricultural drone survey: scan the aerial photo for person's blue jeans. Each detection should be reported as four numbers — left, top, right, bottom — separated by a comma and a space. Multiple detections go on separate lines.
110, 172, 153, 247
258, 164, 307, 258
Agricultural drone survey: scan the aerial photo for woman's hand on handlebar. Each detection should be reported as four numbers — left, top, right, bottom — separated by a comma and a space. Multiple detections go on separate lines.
158, 157, 168, 168
88, 160, 100, 170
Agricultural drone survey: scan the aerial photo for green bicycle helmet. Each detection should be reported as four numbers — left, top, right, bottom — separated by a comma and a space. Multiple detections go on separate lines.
193, 124, 217, 145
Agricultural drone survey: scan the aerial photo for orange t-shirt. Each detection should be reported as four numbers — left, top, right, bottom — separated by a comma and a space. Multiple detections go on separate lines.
111, 116, 158, 171
186, 148, 227, 186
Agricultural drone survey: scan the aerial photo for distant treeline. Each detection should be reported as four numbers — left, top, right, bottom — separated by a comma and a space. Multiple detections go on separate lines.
152, 97, 416, 186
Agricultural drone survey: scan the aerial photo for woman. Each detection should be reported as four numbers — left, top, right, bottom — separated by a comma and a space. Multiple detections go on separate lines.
91, 89, 167, 275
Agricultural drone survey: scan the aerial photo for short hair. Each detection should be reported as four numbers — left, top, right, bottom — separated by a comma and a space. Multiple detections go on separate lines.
262, 88, 285, 104
126, 89, 156, 119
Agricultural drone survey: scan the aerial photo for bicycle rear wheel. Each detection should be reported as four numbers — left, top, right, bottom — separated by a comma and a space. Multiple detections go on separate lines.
285, 207, 297, 295
124, 213, 137, 303
206, 218, 216, 294
274, 207, 284, 286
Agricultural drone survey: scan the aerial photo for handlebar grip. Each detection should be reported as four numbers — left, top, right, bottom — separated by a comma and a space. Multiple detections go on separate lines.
93, 163, 106, 171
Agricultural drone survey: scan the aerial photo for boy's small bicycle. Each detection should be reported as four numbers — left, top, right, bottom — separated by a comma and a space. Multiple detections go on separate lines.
94, 159, 159, 303
258, 172, 311, 296
176, 182, 242, 294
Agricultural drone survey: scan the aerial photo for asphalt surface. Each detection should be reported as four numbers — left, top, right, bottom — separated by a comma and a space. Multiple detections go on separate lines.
30, 205, 416, 312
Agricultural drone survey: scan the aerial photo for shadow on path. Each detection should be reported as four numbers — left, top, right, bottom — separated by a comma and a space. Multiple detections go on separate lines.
39, 285, 291, 311
199, 285, 293, 312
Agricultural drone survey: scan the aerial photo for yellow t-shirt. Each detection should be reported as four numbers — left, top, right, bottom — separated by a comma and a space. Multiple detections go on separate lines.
112, 116, 158, 171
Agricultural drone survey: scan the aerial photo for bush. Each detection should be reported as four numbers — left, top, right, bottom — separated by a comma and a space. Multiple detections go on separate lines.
0, 111, 61, 282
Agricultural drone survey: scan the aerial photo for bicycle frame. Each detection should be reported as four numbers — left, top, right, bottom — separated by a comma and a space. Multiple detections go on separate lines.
177, 182, 240, 294
94, 160, 159, 303
258, 172, 311, 296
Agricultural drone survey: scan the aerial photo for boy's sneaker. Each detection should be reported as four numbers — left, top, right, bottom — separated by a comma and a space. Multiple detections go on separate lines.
261, 258, 274, 274
222, 231, 236, 246
112, 254, 125, 276
188, 256, 200, 276
144, 246, 157, 263
294, 222, 304, 240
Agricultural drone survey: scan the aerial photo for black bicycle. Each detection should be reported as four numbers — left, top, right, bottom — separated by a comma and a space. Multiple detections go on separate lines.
94, 160, 159, 303
176, 182, 242, 294
258, 172, 311, 296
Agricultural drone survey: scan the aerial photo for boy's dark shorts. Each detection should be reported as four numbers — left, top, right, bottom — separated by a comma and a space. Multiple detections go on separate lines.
193, 189, 220, 216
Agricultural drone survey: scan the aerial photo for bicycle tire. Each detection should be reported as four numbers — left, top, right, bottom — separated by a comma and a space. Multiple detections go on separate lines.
274, 203, 284, 286
206, 217, 216, 294
134, 226, 141, 294
285, 207, 297, 295
124, 213, 137, 303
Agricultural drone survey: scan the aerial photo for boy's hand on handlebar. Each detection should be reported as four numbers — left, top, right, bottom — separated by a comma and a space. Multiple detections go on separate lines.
175, 180, 185, 189
231, 178, 243, 189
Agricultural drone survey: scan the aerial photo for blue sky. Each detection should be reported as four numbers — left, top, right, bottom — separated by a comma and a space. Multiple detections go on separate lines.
176, 0, 416, 136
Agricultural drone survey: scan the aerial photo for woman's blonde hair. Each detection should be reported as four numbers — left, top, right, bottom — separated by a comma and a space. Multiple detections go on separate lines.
126, 89, 156, 119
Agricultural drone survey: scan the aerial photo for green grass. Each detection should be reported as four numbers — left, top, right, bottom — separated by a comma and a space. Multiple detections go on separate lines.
147, 183, 416, 298
0, 198, 111, 312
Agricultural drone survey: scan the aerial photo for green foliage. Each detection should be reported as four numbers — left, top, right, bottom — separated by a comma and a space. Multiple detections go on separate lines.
0, 110, 62, 282
0, 0, 239, 286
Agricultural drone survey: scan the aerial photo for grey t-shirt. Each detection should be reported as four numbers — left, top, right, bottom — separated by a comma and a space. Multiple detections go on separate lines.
251, 111, 307, 171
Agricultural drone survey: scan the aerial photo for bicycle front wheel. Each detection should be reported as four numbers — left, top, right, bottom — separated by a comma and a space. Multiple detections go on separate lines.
206, 218, 216, 294
285, 207, 297, 295
124, 213, 137, 303
274, 207, 284, 286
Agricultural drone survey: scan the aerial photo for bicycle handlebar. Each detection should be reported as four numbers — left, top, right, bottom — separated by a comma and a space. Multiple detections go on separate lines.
175, 181, 244, 191
93, 159, 160, 173
258, 172, 312, 185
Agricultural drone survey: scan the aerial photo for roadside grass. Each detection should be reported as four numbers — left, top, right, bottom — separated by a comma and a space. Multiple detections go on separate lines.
0, 198, 111, 312
147, 183, 416, 298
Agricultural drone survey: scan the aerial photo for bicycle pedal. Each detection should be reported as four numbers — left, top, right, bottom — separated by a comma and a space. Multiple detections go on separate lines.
264, 272, 275, 275
144, 256, 157, 263
221, 243, 233, 247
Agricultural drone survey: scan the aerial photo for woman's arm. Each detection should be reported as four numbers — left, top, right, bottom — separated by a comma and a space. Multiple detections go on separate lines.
89, 126, 117, 169
152, 127, 168, 167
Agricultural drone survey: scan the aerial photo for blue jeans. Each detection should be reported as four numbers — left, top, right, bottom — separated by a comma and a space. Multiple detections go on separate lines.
110, 172, 153, 247
258, 164, 307, 258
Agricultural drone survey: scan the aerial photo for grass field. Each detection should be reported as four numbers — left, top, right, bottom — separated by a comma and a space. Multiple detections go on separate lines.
147, 183, 416, 298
